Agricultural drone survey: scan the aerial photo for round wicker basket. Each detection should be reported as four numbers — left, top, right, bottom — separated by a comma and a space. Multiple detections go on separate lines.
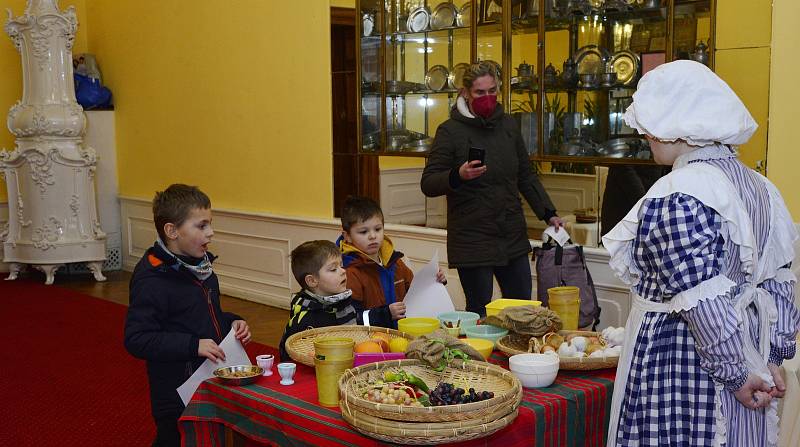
496, 330, 619, 371
285, 325, 415, 367
340, 402, 519, 445
338, 359, 522, 422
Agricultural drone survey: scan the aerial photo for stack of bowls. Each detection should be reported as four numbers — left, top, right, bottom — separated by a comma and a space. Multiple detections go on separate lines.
464, 325, 509, 347
508, 353, 559, 388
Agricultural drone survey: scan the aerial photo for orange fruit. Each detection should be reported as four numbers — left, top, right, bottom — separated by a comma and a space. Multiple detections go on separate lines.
354, 340, 383, 353
370, 333, 392, 351
370, 338, 389, 352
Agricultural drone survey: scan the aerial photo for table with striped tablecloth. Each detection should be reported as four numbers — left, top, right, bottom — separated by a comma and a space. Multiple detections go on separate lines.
180, 348, 615, 447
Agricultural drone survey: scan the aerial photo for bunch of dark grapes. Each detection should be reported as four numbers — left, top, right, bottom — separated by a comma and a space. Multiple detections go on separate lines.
428, 382, 495, 406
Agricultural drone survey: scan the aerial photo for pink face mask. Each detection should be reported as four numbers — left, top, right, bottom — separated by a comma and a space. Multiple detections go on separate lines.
471, 94, 497, 118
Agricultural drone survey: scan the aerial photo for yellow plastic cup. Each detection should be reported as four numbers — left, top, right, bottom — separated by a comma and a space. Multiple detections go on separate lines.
313, 337, 354, 361
314, 357, 353, 406
547, 286, 580, 330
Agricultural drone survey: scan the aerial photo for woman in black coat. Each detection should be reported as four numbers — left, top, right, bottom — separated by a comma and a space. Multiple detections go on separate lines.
421, 61, 562, 315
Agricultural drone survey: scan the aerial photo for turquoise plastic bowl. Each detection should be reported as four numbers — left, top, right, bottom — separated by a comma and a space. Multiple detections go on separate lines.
464, 324, 509, 347
437, 311, 480, 335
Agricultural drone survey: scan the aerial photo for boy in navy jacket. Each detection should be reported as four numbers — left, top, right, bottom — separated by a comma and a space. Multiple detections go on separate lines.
124, 184, 250, 447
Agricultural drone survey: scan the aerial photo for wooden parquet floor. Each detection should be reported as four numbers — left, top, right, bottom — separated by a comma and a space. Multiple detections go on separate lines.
46, 270, 288, 348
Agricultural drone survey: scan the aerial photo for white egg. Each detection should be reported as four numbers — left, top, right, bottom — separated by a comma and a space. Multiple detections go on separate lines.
558, 341, 576, 357
570, 336, 588, 352
588, 350, 606, 358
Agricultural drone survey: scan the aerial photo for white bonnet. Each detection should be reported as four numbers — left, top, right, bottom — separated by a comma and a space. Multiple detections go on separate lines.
623, 60, 757, 146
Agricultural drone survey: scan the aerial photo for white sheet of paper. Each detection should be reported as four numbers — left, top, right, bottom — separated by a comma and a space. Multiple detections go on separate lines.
543, 225, 571, 247
177, 328, 251, 406
403, 251, 455, 318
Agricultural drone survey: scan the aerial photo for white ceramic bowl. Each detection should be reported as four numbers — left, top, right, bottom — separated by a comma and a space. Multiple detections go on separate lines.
509, 353, 559, 388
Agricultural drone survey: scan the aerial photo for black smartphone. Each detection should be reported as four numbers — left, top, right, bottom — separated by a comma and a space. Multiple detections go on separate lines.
468, 147, 486, 166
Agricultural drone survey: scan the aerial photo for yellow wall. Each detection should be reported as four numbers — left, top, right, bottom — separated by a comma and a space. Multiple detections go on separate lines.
714, 0, 771, 170
768, 0, 800, 219
0, 0, 89, 202
1, 0, 794, 220
82, 0, 334, 217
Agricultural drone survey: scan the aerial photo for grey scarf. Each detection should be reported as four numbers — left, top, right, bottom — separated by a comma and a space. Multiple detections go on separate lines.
156, 238, 214, 281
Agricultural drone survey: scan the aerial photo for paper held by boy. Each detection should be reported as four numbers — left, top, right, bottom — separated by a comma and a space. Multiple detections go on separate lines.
177, 328, 251, 405
403, 251, 456, 318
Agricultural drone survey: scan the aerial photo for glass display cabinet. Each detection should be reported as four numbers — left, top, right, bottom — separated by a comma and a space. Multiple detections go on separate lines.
357, 0, 715, 161
357, 0, 716, 244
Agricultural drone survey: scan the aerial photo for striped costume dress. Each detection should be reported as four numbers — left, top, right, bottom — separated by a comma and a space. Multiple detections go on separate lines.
603, 145, 799, 446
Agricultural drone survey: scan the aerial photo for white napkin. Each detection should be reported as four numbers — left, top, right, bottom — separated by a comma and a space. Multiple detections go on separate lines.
402, 250, 455, 318
543, 225, 571, 247
177, 328, 251, 405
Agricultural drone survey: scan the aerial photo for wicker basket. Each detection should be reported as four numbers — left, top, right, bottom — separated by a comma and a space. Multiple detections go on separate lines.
496, 330, 619, 371
340, 402, 519, 445
285, 325, 415, 367
338, 359, 522, 422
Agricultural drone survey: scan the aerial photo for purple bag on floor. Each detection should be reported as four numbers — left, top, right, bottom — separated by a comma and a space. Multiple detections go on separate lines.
532, 241, 601, 329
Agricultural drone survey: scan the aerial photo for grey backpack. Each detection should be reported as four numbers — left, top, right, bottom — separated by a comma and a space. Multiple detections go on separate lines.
532, 242, 601, 329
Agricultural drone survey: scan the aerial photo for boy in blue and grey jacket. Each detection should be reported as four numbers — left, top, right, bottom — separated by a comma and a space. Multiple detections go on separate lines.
124, 184, 251, 447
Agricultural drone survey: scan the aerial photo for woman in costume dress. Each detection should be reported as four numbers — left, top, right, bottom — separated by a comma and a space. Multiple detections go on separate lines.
603, 60, 799, 446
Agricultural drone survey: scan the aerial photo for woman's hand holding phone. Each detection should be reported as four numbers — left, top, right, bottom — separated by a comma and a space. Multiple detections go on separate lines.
460, 147, 487, 180
459, 160, 487, 180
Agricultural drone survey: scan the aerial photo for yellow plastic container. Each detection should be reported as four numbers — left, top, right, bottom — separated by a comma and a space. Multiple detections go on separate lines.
314, 357, 353, 406
462, 338, 494, 360
485, 298, 542, 317
547, 286, 580, 330
398, 317, 440, 337
313, 337, 354, 361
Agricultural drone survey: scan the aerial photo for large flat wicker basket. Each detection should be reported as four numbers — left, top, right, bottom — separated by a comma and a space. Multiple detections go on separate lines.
496, 330, 619, 371
284, 325, 415, 367
338, 359, 522, 423
340, 402, 520, 445
338, 359, 521, 444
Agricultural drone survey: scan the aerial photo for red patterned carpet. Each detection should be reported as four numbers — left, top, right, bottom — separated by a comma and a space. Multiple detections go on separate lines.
0, 278, 270, 446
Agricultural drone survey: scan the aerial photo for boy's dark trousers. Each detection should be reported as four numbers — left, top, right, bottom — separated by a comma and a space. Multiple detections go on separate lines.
152, 413, 181, 447
456, 254, 533, 316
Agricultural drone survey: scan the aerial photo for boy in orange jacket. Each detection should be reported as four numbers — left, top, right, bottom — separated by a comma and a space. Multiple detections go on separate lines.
336, 196, 446, 327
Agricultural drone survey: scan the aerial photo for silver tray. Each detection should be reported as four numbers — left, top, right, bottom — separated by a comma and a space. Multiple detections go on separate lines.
456, 3, 471, 27
575, 45, 608, 75
425, 65, 450, 91
407, 6, 430, 33
362, 12, 374, 37
610, 50, 639, 85
386, 80, 423, 95
448, 62, 470, 90
431, 2, 458, 30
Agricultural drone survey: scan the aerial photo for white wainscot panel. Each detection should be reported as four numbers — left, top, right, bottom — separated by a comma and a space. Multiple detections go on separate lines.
524, 172, 597, 230
121, 196, 641, 326
380, 168, 426, 225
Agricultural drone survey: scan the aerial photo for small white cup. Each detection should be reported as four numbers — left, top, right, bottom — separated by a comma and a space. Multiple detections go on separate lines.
277, 362, 296, 385
256, 354, 274, 376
